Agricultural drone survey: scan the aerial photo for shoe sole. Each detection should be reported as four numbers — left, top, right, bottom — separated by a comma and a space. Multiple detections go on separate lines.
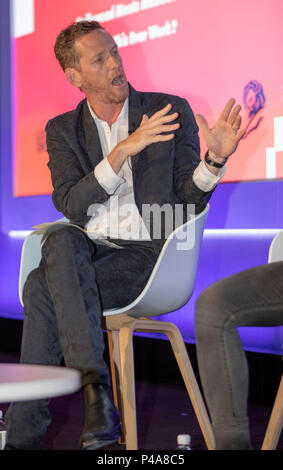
80, 436, 120, 450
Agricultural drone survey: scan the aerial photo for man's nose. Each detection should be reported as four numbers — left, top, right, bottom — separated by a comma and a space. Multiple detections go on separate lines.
108, 53, 121, 69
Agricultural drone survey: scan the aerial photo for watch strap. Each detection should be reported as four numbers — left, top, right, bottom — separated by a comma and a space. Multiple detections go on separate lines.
204, 151, 227, 168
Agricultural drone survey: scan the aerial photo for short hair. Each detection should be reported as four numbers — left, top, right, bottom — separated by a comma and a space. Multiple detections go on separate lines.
54, 21, 104, 71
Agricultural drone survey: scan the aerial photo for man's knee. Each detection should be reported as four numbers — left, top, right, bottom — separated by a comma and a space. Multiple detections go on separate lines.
42, 225, 89, 259
22, 266, 46, 306
43, 225, 83, 246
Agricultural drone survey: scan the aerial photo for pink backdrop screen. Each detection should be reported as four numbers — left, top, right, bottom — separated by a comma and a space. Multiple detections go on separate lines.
13, 0, 283, 196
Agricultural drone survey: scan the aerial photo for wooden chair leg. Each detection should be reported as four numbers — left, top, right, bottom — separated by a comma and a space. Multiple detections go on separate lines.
105, 314, 215, 451
133, 318, 215, 450
165, 325, 215, 449
262, 374, 283, 450
107, 330, 119, 409
107, 330, 125, 444
118, 325, 138, 450
106, 317, 138, 450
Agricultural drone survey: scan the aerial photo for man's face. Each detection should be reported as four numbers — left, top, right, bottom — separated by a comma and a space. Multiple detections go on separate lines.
74, 29, 129, 104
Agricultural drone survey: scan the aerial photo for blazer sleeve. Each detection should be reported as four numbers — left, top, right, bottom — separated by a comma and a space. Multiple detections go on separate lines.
173, 98, 215, 213
46, 119, 110, 225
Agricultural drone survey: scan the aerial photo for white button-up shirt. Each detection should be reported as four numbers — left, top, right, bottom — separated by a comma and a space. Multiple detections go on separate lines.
85, 98, 224, 241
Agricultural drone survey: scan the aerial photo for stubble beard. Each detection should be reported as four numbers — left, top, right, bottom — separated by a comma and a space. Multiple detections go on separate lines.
82, 78, 129, 105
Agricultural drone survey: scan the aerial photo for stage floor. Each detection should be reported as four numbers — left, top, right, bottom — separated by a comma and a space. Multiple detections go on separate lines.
0, 351, 282, 451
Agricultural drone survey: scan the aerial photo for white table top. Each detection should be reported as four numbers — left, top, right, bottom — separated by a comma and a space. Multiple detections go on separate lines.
0, 364, 81, 402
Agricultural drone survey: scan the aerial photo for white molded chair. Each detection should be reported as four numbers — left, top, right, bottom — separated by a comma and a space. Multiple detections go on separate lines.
268, 230, 283, 264
261, 230, 283, 450
18, 205, 215, 450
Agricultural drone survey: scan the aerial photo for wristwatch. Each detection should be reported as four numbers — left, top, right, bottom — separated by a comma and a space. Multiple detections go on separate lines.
204, 150, 227, 168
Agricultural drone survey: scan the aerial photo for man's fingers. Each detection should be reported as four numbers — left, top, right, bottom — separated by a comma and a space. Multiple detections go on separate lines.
237, 127, 246, 141
141, 114, 149, 124
196, 114, 209, 133
144, 112, 179, 132
140, 104, 179, 131
228, 104, 242, 126
152, 133, 175, 143
150, 103, 178, 122
149, 111, 179, 126
232, 114, 242, 132
152, 103, 172, 118
159, 112, 179, 123
232, 115, 246, 141
218, 98, 236, 122
145, 104, 172, 123
153, 123, 180, 135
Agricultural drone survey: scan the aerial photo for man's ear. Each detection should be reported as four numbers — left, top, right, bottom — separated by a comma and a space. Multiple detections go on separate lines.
65, 68, 82, 88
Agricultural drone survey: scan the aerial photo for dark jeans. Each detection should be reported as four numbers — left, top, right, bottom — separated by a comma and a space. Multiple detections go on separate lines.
195, 261, 283, 450
5, 226, 157, 448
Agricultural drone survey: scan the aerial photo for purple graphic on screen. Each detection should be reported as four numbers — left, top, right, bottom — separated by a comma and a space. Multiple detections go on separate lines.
243, 80, 265, 138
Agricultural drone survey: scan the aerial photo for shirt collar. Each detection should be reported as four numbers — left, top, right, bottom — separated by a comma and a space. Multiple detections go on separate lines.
87, 97, 129, 125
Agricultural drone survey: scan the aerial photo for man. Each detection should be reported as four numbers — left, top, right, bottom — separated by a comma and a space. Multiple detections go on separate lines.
5, 21, 245, 450
195, 262, 283, 450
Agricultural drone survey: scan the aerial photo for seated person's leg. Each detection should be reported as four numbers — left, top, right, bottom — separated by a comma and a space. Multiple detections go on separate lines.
5, 226, 157, 450
195, 261, 283, 450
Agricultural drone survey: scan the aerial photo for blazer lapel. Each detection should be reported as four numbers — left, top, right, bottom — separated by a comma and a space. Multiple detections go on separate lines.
81, 100, 104, 168
128, 85, 145, 176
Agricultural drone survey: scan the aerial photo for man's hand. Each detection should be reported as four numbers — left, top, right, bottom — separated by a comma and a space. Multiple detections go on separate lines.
122, 103, 180, 156
107, 103, 180, 174
196, 98, 246, 163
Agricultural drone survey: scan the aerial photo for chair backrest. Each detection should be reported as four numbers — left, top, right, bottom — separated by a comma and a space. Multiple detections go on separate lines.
268, 230, 283, 263
18, 218, 68, 306
19, 206, 209, 317
104, 204, 209, 318
18, 231, 43, 306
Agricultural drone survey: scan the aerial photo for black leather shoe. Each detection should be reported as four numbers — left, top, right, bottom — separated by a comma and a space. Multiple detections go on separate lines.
79, 383, 122, 450
4, 442, 43, 450
3, 445, 20, 450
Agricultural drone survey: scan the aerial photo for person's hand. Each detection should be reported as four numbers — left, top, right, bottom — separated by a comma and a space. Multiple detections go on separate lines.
107, 104, 179, 173
196, 98, 246, 162
122, 103, 180, 155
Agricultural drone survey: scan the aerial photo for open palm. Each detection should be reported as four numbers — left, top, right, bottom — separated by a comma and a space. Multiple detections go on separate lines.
196, 98, 246, 159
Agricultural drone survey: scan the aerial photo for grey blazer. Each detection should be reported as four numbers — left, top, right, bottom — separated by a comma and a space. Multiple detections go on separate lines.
45, 84, 214, 253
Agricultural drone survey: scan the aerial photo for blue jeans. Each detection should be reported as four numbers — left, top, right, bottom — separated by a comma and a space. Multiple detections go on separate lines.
195, 261, 283, 450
